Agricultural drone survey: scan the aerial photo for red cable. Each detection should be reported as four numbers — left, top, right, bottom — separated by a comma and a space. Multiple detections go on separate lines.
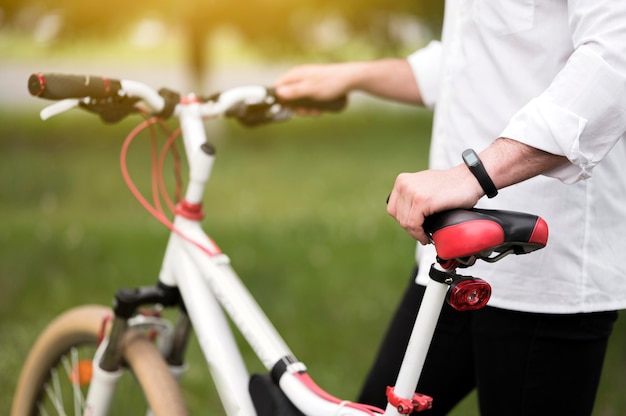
120, 117, 170, 224
122, 118, 381, 413
120, 116, 221, 257
148, 120, 163, 214
158, 126, 183, 214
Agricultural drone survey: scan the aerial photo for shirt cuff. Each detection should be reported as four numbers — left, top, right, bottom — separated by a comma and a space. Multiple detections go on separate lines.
407, 41, 443, 109
500, 45, 626, 184
500, 98, 589, 183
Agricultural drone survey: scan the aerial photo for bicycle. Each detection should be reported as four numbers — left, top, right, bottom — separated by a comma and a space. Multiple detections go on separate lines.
11, 72, 549, 416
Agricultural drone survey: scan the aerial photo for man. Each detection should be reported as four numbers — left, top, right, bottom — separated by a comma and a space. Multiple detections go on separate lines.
275, 1, 626, 414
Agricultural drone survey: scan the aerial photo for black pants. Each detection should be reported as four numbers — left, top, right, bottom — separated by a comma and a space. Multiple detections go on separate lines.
357, 268, 618, 415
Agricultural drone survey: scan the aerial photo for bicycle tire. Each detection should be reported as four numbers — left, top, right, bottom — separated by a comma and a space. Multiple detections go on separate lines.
11, 304, 188, 416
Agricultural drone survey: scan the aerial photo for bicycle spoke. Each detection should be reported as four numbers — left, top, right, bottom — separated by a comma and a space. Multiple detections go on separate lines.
37, 402, 51, 416
70, 348, 85, 416
44, 377, 66, 416
60, 348, 86, 416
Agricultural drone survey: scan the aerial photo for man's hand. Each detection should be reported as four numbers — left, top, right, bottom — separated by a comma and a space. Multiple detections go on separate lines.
274, 59, 423, 114
388, 139, 569, 244
274, 63, 356, 115
387, 165, 482, 245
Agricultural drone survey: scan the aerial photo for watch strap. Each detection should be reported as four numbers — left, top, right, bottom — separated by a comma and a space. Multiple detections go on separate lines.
462, 149, 498, 198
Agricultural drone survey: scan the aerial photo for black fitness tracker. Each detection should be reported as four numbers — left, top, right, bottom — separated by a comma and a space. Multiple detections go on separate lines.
462, 149, 498, 198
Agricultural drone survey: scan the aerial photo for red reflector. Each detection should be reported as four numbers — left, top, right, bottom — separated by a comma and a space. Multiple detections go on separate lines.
448, 279, 491, 311
69, 359, 93, 386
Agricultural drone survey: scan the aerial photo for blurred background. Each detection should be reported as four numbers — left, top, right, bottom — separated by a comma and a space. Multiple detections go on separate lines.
0, 1, 623, 415
0, 0, 443, 102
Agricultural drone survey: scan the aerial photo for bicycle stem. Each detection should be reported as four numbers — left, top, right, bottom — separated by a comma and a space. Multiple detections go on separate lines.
178, 99, 216, 205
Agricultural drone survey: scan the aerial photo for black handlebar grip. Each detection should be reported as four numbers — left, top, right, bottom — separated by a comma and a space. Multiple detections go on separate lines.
267, 88, 347, 112
28, 73, 123, 100
281, 95, 347, 112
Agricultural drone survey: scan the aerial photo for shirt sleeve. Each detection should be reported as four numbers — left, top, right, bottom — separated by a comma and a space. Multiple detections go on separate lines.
500, 2, 626, 183
407, 41, 443, 110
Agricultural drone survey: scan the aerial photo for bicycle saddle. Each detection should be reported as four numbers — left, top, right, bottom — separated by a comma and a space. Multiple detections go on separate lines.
423, 208, 548, 263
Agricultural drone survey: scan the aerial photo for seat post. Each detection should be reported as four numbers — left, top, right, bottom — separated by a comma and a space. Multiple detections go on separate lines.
384, 263, 451, 415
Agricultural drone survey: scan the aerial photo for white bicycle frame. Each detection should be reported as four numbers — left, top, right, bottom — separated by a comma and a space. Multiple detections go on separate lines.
41, 82, 451, 416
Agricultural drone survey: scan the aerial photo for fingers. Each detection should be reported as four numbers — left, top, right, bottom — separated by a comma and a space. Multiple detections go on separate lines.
272, 78, 317, 116
387, 166, 482, 245
274, 83, 305, 101
387, 173, 430, 245
274, 63, 350, 103
274, 65, 319, 100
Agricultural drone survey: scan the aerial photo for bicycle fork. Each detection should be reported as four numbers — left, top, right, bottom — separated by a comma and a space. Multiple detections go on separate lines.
84, 283, 191, 416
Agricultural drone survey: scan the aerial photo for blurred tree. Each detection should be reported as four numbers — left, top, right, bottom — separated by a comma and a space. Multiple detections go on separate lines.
1, 0, 443, 89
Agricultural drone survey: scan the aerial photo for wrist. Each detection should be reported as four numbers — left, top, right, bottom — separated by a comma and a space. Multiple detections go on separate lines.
462, 149, 498, 198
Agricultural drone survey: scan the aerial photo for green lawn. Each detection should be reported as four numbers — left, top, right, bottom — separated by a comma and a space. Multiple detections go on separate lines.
1, 105, 624, 415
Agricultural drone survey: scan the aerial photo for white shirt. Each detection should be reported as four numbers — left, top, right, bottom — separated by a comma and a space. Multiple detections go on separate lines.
408, 0, 626, 313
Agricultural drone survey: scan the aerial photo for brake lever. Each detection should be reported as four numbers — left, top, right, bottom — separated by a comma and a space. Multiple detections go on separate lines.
40, 99, 81, 120
226, 100, 292, 127
38, 95, 141, 123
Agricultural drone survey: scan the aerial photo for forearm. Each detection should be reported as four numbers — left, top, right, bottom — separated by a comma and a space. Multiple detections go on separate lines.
348, 59, 423, 104
479, 138, 569, 191
387, 138, 569, 244
274, 59, 423, 105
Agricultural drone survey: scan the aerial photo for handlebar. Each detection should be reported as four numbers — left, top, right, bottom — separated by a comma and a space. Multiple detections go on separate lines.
27, 72, 346, 125
28, 73, 123, 100
27, 72, 549, 270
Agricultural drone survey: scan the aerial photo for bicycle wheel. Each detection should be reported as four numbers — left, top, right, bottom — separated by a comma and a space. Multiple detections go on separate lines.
11, 305, 188, 416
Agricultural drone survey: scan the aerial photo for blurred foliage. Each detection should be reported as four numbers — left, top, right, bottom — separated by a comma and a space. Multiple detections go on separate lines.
0, 1, 443, 86
0, 106, 434, 413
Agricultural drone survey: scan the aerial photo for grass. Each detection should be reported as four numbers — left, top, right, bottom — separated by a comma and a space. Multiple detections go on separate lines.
0, 105, 427, 413
1, 105, 625, 415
